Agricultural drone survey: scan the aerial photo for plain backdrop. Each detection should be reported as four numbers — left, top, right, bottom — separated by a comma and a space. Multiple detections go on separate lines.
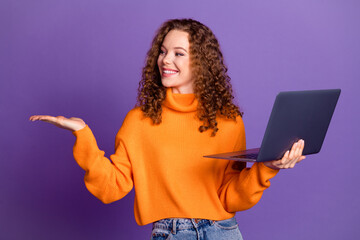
1, 0, 359, 239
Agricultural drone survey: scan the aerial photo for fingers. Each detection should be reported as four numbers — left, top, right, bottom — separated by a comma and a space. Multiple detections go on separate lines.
29, 115, 46, 121
285, 140, 302, 167
289, 155, 306, 168
263, 139, 307, 170
30, 115, 57, 122
288, 140, 302, 160
274, 139, 305, 169
288, 139, 305, 168
272, 158, 285, 169
280, 150, 290, 166
297, 156, 306, 163
29, 115, 66, 128
30, 115, 86, 131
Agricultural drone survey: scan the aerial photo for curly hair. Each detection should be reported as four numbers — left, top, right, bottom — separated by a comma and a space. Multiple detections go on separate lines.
137, 18, 242, 136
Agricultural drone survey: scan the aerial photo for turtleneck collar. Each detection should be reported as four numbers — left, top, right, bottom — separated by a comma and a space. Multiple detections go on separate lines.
163, 88, 198, 112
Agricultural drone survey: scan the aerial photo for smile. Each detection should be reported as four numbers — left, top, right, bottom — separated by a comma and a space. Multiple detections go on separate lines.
162, 68, 179, 77
163, 70, 178, 74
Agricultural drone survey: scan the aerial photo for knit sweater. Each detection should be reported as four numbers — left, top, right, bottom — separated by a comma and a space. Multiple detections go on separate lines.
72, 88, 279, 225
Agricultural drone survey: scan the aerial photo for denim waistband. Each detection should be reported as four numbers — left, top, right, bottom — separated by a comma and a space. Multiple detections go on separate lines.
152, 218, 217, 234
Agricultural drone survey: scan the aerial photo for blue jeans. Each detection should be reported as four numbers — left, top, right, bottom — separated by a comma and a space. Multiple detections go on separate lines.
150, 217, 243, 240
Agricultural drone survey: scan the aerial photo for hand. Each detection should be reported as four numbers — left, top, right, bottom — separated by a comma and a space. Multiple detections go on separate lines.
263, 139, 306, 170
29, 115, 86, 132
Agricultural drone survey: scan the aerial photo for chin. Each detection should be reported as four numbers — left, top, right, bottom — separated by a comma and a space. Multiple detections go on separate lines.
161, 80, 175, 88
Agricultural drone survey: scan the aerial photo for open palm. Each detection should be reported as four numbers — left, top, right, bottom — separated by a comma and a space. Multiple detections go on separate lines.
29, 115, 86, 132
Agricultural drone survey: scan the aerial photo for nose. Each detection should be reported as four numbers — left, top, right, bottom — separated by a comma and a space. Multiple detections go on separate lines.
162, 53, 172, 65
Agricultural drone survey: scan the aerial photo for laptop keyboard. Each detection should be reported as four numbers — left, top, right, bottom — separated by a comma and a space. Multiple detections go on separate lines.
232, 153, 258, 159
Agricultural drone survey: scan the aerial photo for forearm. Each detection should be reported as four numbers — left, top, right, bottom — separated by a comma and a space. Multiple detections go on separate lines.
72, 125, 133, 203
218, 162, 279, 212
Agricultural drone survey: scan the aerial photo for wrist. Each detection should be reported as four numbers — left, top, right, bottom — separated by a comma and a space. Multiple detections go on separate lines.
72, 124, 87, 132
262, 161, 280, 170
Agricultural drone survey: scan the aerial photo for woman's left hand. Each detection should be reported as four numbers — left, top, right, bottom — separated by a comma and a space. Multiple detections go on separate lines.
263, 139, 306, 170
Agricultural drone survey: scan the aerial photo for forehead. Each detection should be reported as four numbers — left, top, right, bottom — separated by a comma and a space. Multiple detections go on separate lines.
162, 30, 190, 49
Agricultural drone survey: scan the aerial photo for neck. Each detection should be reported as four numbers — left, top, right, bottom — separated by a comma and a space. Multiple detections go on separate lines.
170, 87, 194, 94
163, 88, 197, 112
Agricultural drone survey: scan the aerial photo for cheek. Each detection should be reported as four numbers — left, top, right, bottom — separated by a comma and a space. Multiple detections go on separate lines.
181, 59, 191, 75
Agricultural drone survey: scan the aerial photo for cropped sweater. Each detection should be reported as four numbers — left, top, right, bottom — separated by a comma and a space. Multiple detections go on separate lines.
72, 88, 279, 226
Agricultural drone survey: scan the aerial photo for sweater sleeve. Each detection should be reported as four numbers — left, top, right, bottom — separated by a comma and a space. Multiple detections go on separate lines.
72, 125, 133, 204
217, 117, 279, 213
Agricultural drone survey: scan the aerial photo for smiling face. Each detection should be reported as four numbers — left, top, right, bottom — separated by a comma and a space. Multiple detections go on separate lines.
157, 30, 193, 94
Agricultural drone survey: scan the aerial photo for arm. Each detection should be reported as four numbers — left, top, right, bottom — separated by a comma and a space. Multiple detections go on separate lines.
30, 115, 134, 204
217, 118, 279, 212
73, 125, 133, 204
217, 117, 306, 212
218, 161, 279, 212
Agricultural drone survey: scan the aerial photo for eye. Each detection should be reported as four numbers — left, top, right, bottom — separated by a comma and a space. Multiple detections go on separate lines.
159, 49, 166, 55
175, 52, 185, 56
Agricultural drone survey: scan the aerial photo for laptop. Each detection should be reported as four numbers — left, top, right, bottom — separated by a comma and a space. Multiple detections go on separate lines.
204, 89, 341, 162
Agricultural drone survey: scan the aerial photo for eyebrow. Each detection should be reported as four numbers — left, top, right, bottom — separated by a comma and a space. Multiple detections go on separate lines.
161, 45, 188, 53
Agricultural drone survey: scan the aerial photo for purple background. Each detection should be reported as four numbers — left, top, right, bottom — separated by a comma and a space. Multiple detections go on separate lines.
1, 0, 359, 239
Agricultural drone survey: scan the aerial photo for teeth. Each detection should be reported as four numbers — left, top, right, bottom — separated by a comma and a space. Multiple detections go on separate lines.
163, 70, 177, 74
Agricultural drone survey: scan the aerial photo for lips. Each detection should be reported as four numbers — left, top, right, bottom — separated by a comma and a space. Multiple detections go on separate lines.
162, 68, 178, 77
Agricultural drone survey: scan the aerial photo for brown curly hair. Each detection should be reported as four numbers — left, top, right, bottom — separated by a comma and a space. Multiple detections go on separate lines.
137, 18, 242, 136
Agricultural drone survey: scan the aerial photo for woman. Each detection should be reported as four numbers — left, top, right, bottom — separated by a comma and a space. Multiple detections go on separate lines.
30, 19, 305, 240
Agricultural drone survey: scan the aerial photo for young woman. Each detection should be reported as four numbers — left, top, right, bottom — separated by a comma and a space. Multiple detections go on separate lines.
30, 19, 305, 240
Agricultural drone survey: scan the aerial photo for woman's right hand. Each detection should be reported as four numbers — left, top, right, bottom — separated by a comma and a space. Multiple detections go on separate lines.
29, 115, 86, 132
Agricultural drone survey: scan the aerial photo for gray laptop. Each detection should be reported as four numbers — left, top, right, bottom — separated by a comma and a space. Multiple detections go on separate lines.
204, 89, 341, 162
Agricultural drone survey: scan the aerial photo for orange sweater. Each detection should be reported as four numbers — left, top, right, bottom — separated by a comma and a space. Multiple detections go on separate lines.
72, 88, 279, 225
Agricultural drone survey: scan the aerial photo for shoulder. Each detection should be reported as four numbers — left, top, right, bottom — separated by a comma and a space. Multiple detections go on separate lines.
120, 107, 145, 128
235, 115, 245, 130
217, 114, 245, 131
116, 107, 152, 137
114, 108, 141, 141
124, 107, 143, 121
